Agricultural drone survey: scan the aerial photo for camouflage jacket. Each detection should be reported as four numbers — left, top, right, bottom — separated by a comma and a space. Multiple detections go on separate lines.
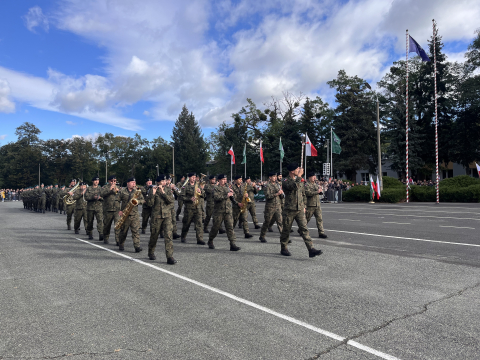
141, 185, 152, 209
72, 189, 87, 210
282, 176, 306, 211
204, 183, 216, 206
213, 184, 234, 214
100, 184, 121, 212
304, 181, 322, 207
176, 182, 184, 200
147, 187, 174, 218
183, 182, 205, 210
118, 188, 144, 216
245, 183, 258, 201
84, 185, 104, 211
37, 187, 46, 199
264, 181, 283, 210
232, 183, 246, 203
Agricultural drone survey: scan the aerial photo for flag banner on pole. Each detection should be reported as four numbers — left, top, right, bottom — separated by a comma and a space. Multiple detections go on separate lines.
369, 175, 376, 201
305, 134, 318, 156
476, 163, 480, 178
260, 140, 264, 163
332, 131, 342, 154
228, 146, 235, 164
376, 176, 381, 200
409, 35, 431, 62
241, 144, 246, 164
279, 138, 284, 162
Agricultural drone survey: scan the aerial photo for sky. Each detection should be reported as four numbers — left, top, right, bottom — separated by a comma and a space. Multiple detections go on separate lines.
0, 0, 479, 145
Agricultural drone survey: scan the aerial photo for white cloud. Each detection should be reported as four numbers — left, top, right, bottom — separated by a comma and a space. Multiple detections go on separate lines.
23, 6, 49, 33
66, 121, 77, 125
143, 110, 150, 116
0, 79, 15, 113
0, 135, 7, 140
68, 133, 102, 142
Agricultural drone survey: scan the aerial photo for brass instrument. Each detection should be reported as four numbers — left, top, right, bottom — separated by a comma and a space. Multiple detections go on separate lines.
240, 183, 251, 213
115, 188, 142, 230
193, 174, 207, 206
63, 180, 80, 205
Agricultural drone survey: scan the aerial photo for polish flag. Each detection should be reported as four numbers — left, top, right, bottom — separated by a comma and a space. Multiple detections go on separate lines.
376, 176, 381, 199
305, 134, 318, 156
228, 146, 235, 164
260, 140, 264, 163
369, 175, 377, 200
476, 163, 480, 178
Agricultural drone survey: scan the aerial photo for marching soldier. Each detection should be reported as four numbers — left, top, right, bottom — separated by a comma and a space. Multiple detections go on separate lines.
147, 175, 176, 264
101, 175, 121, 245
72, 182, 88, 234
85, 176, 104, 240
305, 173, 328, 239
279, 163, 323, 258
118, 177, 144, 252
165, 175, 181, 239
231, 175, 252, 238
204, 175, 225, 234
65, 180, 77, 228
207, 174, 241, 251
259, 172, 284, 242
244, 176, 261, 229
141, 178, 153, 234
175, 176, 186, 221
268, 172, 285, 232
180, 173, 205, 245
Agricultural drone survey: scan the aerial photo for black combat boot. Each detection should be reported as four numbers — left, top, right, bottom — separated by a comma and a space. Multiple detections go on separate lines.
280, 248, 291, 256
180, 237, 186, 243
176, 216, 180, 221
119, 245, 125, 251
141, 229, 145, 234
67, 224, 71, 230
167, 257, 177, 265
88, 233, 93, 240
268, 227, 273, 232
160, 232, 164, 238
74, 229, 79, 234
203, 227, 209, 234
173, 233, 180, 239
259, 236, 267, 243
197, 240, 206, 245
244, 233, 253, 239
254, 224, 261, 229
134, 246, 143, 253
230, 244, 241, 251
218, 229, 226, 234
99, 234, 104, 241
148, 253, 156, 260
308, 248, 323, 258
208, 241, 215, 249
319, 233, 328, 239
103, 238, 109, 244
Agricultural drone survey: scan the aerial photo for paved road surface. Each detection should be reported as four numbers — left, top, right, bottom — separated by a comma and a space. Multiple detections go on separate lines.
0, 201, 479, 359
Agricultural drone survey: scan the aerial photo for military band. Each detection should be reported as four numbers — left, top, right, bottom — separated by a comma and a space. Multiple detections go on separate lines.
15, 162, 327, 264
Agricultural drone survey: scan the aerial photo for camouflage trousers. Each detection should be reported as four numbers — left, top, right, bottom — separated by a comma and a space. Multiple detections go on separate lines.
305, 206, 325, 235
170, 207, 177, 234
141, 207, 152, 230
59, 199, 64, 213
149, 216, 173, 258
54, 198, 59, 210
280, 209, 313, 250
87, 209, 104, 235
260, 206, 283, 238
66, 204, 75, 226
74, 208, 87, 231
204, 204, 214, 227
232, 206, 249, 234
245, 201, 259, 225
181, 206, 203, 241
208, 212, 236, 245
103, 211, 120, 243
119, 215, 141, 247
176, 199, 184, 217
38, 196, 46, 211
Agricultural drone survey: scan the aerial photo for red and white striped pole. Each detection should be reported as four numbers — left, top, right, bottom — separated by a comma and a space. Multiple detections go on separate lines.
406, 29, 409, 203
433, 20, 439, 204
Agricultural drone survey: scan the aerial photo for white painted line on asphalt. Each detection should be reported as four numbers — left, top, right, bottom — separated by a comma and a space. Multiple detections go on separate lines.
440, 226, 475, 230
338, 219, 361, 221
382, 222, 411, 225
323, 210, 480, 221
73, 237, 400, 360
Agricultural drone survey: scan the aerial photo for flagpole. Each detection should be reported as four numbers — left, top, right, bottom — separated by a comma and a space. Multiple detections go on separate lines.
244, 143, 246, 178
231, 163, 232, 183
304, 133, 307, 180
433, 19, 439, 204
260, 141, 263, 182
406, 29, 409, 203
330, 128, 333, 179
280, 137, 282, 174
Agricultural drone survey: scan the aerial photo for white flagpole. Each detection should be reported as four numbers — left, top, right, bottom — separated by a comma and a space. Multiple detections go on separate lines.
244, 143, 246, 178
231, 162, 232, 183
304, 133, 307, 180
406, 29, 409, 203
260, 140, 262, 181
280, 137, 282, 174
433, 19, 439, 204
330, 128, 333, 179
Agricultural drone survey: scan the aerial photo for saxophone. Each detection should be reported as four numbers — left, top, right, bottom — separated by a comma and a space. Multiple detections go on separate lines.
193, 173, 206, 206
63, 180, 80, 205
115, 188, 142, 230
240, 183, 251, 213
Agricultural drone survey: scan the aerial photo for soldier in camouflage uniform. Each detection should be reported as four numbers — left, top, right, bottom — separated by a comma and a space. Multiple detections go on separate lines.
259, 172, 284, 242
146, 175, 176, 264
207, 174, 241, 251
268, 172, 285, 232
65, 180, 77, 228
304, 173, 328, 238
52, 184, 59, 212
85, 176, 104, 240
244, 176, 261, 229
141, 178, 153, 234
101, 175, 121, 245
118, 177, 144, 252
58, 185, 66, 215
72, 182, 88, 234
231, 175, 252, 238
203, 175, 224, 234
37, 183, 46, 213
175, 176, 186, 221
180, 173, 205, 245
165, 176, 181, 239
279, 163, 323, 258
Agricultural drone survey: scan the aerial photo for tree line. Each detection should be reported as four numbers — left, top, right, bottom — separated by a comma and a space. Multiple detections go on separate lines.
1, 28, 479, 188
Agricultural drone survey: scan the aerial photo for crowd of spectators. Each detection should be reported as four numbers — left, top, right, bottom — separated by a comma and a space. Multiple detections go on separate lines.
401, 178, 436, 186
0, 189, 21, 202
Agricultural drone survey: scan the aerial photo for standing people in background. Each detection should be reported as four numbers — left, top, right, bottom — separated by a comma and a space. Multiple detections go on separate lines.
37, 183, 46, 214
141, 178, 153, 234
259, 172, 284, 243
52, 184, 59, 212
304, 173, 328, 239
101, 175, 121, 245
175, 176, 186, 221
118, 177, 144, 252
72, 182, 88, 235
85, 176, 104, 241
58, 185, 66, 215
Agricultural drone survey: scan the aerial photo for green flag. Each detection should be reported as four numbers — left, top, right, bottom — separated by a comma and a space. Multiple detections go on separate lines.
332, 130, 341, 154
279, 137, 284, 162
241, 143, 246, 164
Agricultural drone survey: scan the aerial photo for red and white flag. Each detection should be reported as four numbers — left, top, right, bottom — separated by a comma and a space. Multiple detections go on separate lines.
476, 163, 480, 178
376, 176, 381, 200
369, 175, 377, 200
260, 140, 264, 163
305, 134, 317, 157
228, 146, 235, 164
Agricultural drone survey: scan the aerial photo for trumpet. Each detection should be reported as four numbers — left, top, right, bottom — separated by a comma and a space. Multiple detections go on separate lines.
63, 179, 80, 205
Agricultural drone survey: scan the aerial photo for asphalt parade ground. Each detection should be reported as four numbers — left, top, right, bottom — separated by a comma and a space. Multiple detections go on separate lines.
1, 201, 479, 360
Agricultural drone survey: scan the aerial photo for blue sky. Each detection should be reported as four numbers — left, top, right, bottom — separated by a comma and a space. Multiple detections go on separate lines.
0, 0, 478, 146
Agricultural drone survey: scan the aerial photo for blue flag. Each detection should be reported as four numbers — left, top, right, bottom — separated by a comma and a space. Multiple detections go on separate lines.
409, 35, 430, 62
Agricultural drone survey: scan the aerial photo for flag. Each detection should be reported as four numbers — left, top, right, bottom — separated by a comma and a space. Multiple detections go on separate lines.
476, 163, 480, 178
369, 175, 376, 201
332, 130, 341, 154
241, 144, 246, 165
409, 35, 431, 62
228, 146, 235, 164
305, 134, 318, 157
279, 137, 284, 162
376, 176, 381, 200
260, 140, 264, 163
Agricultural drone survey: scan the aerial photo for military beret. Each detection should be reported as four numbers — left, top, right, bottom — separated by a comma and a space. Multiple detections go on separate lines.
209, 175, 216, 180
70, 179, 76, 183
187, 172, 196, 177
244, 176, 251, 181
217, 174, 226, 180
166, 174, 171, 179
146, 178, 152, 182
277, 172, 282, 176
61, 185, 65, 188
234, 175, 242, 180
80, 182, 87, 186
156, 175, 165, 182
107, 175, 116, 181
41, 183, 44, 185
268, 171, 277, 177
91, 177, 99, 181
126, 177, 136, 183
287, 163, 299, 171
307, 172, 316, 178
54, 184, 58, 186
